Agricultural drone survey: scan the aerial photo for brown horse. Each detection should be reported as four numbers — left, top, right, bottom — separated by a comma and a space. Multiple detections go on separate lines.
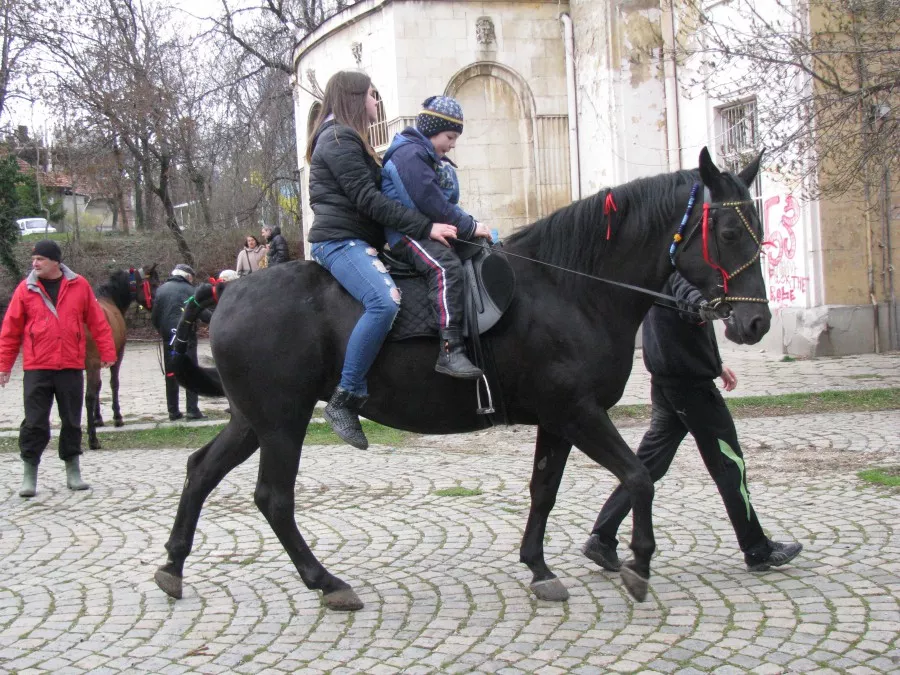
85, 266, 159, 449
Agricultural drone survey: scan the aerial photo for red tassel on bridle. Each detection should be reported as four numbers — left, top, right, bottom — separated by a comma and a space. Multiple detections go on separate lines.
604, 192, 618, 241
701, 202, 730, 294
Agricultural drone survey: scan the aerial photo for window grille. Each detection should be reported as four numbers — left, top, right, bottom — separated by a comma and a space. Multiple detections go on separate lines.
369, 89, 389, 150
717, 98, 762, 203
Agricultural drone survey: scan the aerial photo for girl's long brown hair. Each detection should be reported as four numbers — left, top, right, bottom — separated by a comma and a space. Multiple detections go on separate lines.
305, 70, 380, 164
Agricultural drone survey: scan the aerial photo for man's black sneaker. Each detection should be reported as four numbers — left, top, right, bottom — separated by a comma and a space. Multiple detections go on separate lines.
746, 540, 803, 572
185, 412, 208, 421
168, 412, 184, 421
582, 534, 622, 571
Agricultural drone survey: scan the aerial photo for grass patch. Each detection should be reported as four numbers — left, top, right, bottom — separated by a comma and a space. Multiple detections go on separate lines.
781, 355, 797, 362
846, 374, 884, 380
857, 467, 900, 488
0, 420, 411, 453
433, 486, 483, 497
609, 388, 900, 426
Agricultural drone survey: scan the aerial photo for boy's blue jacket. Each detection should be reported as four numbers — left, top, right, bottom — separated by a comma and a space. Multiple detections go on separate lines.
381, 127, 477, 247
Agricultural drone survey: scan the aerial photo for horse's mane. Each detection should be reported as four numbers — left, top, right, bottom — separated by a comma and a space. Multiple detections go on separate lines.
506, 168, 701, 276
97, 269, 132, 312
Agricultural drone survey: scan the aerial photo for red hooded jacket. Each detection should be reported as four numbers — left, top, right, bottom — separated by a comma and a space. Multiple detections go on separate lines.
0, 265, 117, 372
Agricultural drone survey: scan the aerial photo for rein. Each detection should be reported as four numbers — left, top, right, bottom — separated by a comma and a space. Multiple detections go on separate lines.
129, 267, 153, 310
457, 180, 767, 316
455, 238, 688, 306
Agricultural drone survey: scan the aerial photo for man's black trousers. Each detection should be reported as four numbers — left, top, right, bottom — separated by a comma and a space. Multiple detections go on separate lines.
164, 343, 199, 416
20, 369, 84, 466
592, 379, 770, 560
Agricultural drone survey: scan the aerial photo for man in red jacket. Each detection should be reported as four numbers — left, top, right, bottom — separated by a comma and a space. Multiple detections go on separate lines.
0, 240, 117, 497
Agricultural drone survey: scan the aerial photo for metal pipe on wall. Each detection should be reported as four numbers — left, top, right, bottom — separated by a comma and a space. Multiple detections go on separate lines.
661, 0, 682, 171
560, 13, 581, 201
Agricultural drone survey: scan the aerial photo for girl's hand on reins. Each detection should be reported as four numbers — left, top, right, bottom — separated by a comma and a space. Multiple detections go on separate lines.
429, 223, 457, 247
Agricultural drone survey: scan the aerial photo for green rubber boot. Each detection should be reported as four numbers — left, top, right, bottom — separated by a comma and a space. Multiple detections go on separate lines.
19, 462, 38, 498
65, 457, 90, 491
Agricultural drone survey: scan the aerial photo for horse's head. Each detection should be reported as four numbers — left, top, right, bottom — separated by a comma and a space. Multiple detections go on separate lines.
674, 147, 771, 345
133, 263, 161, 310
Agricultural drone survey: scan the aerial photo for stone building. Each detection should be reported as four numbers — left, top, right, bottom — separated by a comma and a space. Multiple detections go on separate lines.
293, 0, 898, 356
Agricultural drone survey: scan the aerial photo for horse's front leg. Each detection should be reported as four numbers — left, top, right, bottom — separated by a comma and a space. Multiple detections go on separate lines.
520, 426, 572, 601
563, 408, 655, 602
110, 354, 124, 426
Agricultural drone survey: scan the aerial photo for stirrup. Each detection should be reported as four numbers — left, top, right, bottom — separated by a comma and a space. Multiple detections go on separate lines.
476, 373, 494, 415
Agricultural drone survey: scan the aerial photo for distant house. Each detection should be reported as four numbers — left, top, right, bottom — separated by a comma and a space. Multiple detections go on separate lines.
14, 160, 134, 233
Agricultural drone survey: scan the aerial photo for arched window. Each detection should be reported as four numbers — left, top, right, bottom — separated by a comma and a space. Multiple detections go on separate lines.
369, 88, 388, 149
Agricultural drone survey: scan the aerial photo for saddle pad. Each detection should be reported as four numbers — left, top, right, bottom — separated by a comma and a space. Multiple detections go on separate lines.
388, 276, 438, 341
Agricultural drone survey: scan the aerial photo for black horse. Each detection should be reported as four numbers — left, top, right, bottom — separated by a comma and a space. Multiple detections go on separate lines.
154, 149, 770, 610
85, 265, 159, 450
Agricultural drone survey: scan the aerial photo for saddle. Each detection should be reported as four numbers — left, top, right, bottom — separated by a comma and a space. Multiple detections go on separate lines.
382, 240, 516, 342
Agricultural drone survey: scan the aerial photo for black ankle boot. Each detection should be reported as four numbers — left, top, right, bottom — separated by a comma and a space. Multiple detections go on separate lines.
435, 328, 483, 380
324, 387, 369, 450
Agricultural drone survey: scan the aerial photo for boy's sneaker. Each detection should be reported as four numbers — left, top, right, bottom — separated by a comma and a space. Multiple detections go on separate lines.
746, 540, 803, 572
582, 534, 622, 571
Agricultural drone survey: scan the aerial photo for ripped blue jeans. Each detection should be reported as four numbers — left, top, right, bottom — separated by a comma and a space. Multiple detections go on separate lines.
311, 239, 400, 397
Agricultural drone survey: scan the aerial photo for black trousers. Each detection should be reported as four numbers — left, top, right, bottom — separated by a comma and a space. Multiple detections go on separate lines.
163, 343, 199, 416
593, 379, 770, 560
20, 369, 85, 466
391, 237, 464, 330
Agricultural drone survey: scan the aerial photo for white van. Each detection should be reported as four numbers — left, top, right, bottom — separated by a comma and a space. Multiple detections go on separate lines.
17, 218, 57, 235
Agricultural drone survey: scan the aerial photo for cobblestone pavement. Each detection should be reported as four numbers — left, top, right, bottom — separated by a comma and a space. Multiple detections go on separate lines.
0, 343, 898, 674
1, 409, 898, 674
0, 340, 898, 429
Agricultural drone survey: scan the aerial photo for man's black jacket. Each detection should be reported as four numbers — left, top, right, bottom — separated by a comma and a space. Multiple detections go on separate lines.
642, 272, 723, 383
265, 226, 290, 266
307, 120, 431, 249
151, 275, 210, 348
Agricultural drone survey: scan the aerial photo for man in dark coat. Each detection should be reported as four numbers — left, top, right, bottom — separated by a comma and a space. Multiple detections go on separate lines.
262, 225, 289, 266
583, 272, 803, 573
151, 264, 208, 421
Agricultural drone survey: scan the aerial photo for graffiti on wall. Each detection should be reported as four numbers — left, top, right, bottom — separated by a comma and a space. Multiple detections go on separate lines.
763, 193, 809, 307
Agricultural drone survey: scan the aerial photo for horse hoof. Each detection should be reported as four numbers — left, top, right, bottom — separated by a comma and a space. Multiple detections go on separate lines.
323, 588, 363, 611
89, 441, 102, 450
154, 568, 183, 599
530, 577, 569, 602
114, 419, 124, 428
620, 565, 649, 602
94, 419, 105, 428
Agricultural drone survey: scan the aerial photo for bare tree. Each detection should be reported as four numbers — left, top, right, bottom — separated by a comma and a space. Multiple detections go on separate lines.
0, 0, 41, 123
37, 0, 200, 263
675, 0, 899, 198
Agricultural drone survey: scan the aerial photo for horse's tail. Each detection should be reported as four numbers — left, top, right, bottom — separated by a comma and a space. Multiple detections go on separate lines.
171, 282, 227, 397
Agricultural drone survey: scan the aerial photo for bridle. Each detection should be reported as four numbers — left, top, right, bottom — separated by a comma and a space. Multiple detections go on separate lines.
129, 267, 154, 310
671, 184, 769, 310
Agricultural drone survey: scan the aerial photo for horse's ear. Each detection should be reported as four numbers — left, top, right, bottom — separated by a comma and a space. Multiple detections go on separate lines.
698, 146, 722, 188
738, 150, 764, 188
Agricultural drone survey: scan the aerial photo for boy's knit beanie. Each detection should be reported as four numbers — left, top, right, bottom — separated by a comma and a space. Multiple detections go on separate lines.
416, 96, 464, 137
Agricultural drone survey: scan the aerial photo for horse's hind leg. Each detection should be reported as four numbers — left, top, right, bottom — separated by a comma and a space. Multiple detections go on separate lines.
110, 355, 124, 426
520, 426, 572, 602
254, 420, 363, 612
85, 368, 102, 450
155, 417, 259, 599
